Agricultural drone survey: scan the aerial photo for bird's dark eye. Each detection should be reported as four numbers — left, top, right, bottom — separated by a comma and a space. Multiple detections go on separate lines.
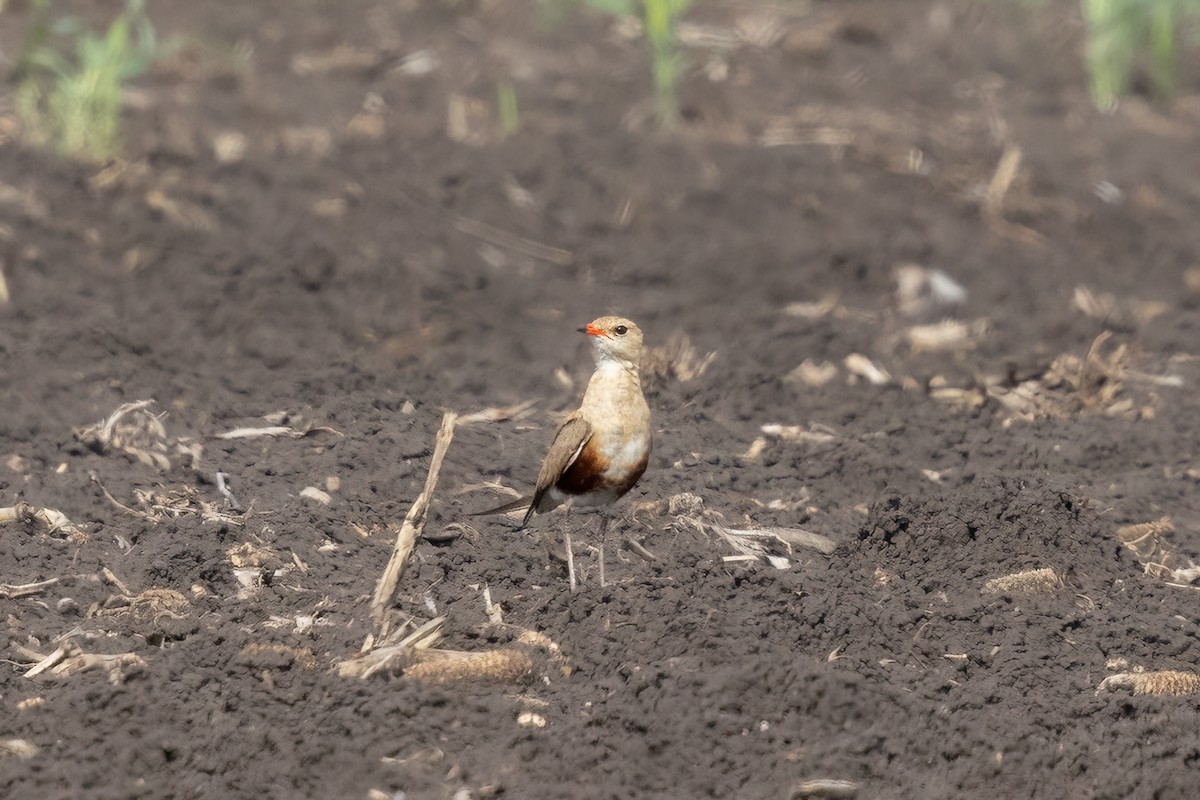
615, 325, 628, 336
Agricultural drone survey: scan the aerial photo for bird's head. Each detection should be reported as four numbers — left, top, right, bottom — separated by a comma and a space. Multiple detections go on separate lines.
579, 316, 644, 367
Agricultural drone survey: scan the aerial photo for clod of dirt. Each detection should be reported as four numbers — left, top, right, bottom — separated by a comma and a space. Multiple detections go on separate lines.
237, 643, 318, 671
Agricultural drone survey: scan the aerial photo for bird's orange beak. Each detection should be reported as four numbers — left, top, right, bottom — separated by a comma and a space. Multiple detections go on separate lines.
582, 323, 606, 337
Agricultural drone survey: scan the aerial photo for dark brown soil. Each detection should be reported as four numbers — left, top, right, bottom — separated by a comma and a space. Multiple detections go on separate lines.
4, 1, 1200, 798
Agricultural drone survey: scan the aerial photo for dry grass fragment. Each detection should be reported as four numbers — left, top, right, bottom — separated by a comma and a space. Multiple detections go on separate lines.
753, 423, 837, 460
0, 503, 87, 541
906, 319, 988, 354
785, 359, 839, 387
929, 384, 987, 411
949, 331, 1180, 424
762, 423, 837, 445
1116, 516, 1175, 562
844, 354, 891, 385
741, 437, 768, 460
981, 144, 1044, 246
228, 541, 285, 599
1072, 285, 1169, 328
371, 412, 457, 628
1115, 516, 1200, 585
94, 588, 193, 635
760, 123, 856, 148
405, 648, 535, 685
791, 778, 860, 798
517, 710, 547, 728
981, 567, 1062, 597
783, 296, 848, 320
1050, 331, 1127, 410
144, 190, 219, 233
369, 404, 534, 632
0, 739, 39, 760
457, 401, 537, 425
291, 45, 381, 76
673, 505, 836, 568
300, 486, 332, 505
23, 640, 145, 685
342, 613, 564, 685
340, 617, 447, 678
214, 423, 343, 440
227, 542, 283, 569
95, 478, 241, 526
0, 577, 60, 599
1098, 669, 1200, 697
746, 526, 836, 555
640, 331, 717, 389
51, 652, 146, 684
893, 263, 966, 317
986, 331, 1148, 421
452, 215, 573, 266
75, 400, 172, 470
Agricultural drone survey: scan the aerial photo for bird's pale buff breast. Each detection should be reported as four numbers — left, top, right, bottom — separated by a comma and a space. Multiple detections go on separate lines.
553, 361, 650, 507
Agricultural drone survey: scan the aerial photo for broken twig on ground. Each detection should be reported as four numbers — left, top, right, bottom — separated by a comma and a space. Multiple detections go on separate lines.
370, 411, 458, 630
0, 577, 60, 599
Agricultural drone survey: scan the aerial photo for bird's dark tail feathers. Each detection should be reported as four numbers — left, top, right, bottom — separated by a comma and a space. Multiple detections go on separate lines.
470, 496, 532, 519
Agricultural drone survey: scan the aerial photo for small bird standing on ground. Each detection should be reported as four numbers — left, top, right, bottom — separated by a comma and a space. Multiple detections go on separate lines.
476, 316, 651, 591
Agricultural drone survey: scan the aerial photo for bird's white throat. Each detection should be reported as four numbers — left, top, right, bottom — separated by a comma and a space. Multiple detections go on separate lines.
593, 356, 640, 382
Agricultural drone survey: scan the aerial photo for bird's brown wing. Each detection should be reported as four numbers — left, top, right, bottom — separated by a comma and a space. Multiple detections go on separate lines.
525, 413, 593, 527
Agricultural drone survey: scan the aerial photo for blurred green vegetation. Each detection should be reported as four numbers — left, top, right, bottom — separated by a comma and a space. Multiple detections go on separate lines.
1080, 0, 1200, 108
545, 0, 696, 123
498, 81, 520, 137
13, 0, 163, 161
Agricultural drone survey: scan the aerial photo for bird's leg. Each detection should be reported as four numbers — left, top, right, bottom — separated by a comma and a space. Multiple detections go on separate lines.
564, 507, 577, 593
598, 513, 609, 588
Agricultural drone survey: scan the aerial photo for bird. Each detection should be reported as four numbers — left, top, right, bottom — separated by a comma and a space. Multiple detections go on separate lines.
475, 316, 651, 591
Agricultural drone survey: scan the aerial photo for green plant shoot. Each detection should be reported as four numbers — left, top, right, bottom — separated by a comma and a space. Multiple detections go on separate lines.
17, 0, 161, 161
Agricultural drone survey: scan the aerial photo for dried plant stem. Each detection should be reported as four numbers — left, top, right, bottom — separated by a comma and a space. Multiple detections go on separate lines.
371, 412, 458, 627
0, 577, 60, 599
